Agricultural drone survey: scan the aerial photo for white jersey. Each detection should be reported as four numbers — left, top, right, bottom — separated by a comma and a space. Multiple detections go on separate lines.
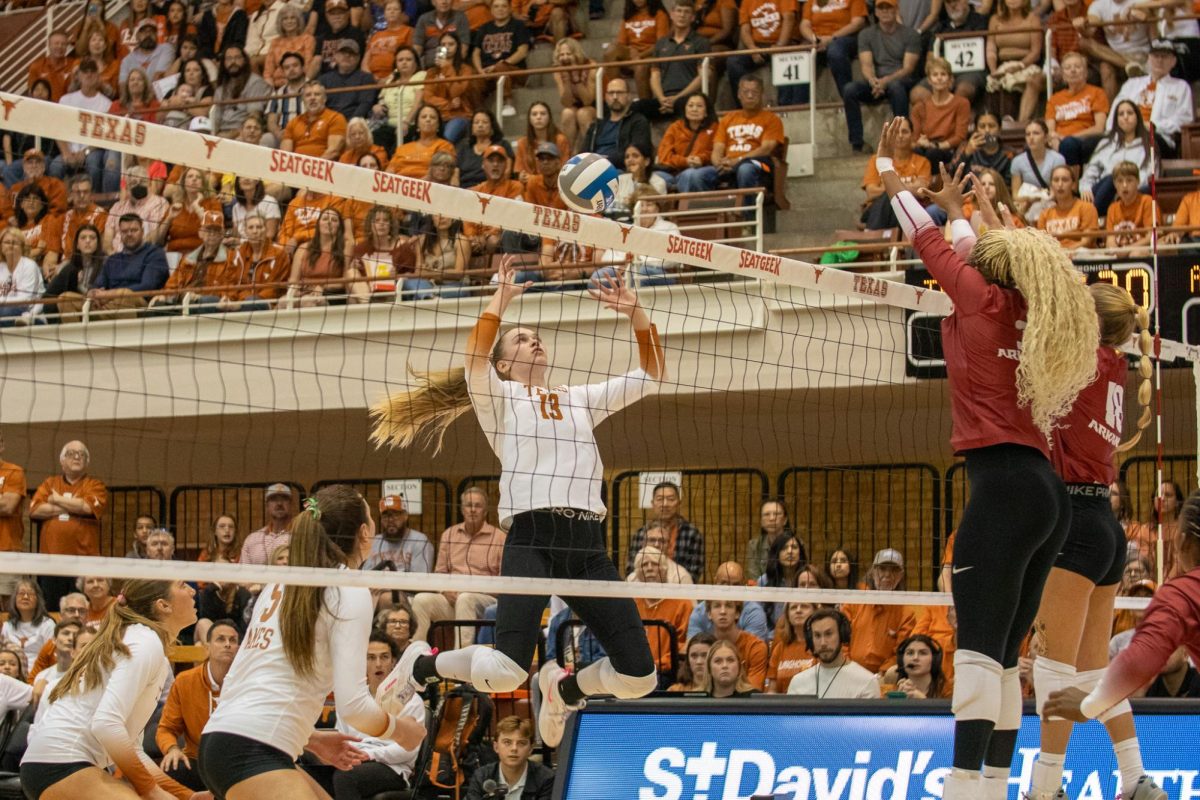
32, 666, 68, 726
468, 363, 657, 527
23, 624, 169, 767
335, 690, 425, 778
1, 617, 55, 674
204, 581, 387, 758
0, 673, 32, 717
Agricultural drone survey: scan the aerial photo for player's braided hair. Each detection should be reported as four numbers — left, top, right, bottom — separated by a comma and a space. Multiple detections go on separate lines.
1090, 282, 1153, 452
969, 227, 1098, 439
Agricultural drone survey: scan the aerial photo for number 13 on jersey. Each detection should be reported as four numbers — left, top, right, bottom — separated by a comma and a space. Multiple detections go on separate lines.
526, 385, 563, 420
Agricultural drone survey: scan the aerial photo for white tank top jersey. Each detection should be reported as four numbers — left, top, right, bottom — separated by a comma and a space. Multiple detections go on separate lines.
468, 364, 658, 527
23, 624, 168, 767
204, 581, 388, 758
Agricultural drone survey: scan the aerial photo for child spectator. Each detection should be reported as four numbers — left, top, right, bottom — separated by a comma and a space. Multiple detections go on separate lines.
911, 56, 970, 172
1080, 99, 1155, 216
1037, 164, 1099, 249
1104, 160, 1159, 254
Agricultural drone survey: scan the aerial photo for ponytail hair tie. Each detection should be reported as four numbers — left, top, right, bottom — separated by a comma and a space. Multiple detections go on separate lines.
116, 593, 126, 606
304, 496, 322, 521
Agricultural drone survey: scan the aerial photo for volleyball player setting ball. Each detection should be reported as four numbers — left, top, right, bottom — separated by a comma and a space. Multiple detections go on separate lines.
21, 579, 202, 800
874, 117, 1099, 800
198, 486, 426, 800
371, 255, 664, 747
1026, 284, 1163, 800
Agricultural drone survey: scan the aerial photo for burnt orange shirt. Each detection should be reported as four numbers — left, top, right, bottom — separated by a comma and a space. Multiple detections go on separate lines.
657, 120, 717, 171
862, 151, 931, 189
276, 193, 346, 248
32, 474, 107, 556
365, 26, 415, 79
842, 602, 918, 673
156, 663, 220, 759
1038, 198, 1099, 249
27, 56, 80, 101
464, 177, 524, 237
636, 597, 693, 674
716, 108, 784, 159
339, 144, 389, 167
911, 95, 971, 148
30, 639, 56, 681
1046, 84, 1109, 138
61, 205, 109, 258
22, 214, 64, 257
385, 137, 455, 178
228, 241, 292, 300
617, 9, 670, 48
767, 638, 814, 693
735, 629, 769, 689
165, 198, 223, 253
525, 174, 566, 209
514, 134, 572, 179
0, 460, 27, 552
1172, 189, 1200, 229
284, 108, 348, 158
740, 0, 796, 44
1106, 192, 1159, 246
164, 247, 235, 293
13, 176, 67, 215
697, 0, 736, 39
803, 0, 866, 37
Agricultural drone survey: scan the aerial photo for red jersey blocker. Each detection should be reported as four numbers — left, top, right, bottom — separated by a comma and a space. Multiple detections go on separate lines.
893, 192, 1072, 779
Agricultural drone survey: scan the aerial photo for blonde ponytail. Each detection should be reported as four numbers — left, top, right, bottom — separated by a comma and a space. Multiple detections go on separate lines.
970, 228, 1099, 438
49, 579, 172, 705
1091, 283, 1153, 452
369, 368, 472, 455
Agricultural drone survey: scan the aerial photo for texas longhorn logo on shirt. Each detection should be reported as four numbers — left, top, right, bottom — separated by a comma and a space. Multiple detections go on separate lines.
624, 18, 659, 38
750, 3, 784, 36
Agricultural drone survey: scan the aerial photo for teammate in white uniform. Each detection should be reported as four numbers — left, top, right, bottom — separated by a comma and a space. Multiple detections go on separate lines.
199, 485, 426, 800
373, 257, 666, 747
20, 579, 199, 800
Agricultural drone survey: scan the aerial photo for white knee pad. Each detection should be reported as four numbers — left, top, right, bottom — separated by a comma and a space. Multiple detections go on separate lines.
951, 650, 1004, 722
576, 658, 658, 699
997, 667, 1023, 730
1076, 668, 1132, 723
1032, 657, 1077, 716
470, 648, 529, 694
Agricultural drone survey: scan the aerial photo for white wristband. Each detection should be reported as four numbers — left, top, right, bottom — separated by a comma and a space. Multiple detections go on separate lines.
875, 156, 895, 174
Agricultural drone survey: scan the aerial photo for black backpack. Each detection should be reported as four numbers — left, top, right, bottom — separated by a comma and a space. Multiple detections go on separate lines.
418, 684, 496, 799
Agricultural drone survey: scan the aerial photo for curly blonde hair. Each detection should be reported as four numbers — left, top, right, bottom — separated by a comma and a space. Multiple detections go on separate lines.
969, 227, 1098, 438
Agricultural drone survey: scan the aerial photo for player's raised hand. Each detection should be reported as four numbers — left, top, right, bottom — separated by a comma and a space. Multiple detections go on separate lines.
496, 254, 535, 303
588, 269, 637, 316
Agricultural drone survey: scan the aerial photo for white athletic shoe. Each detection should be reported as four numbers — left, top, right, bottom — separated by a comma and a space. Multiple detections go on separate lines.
376, 640, 433, 714
1123, 776, 1167, 800
537, 660, 583, 748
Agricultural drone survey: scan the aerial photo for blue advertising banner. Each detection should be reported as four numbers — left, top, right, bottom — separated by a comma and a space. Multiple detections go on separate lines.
557, 700, 1200, 800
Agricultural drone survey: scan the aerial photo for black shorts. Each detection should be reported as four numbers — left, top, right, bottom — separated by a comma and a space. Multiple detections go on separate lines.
19, 761, 92, 799
198, 731, 296, 800
1055, 487, 1126, 586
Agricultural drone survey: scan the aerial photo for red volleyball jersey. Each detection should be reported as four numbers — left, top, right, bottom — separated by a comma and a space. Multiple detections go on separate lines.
910, 224, 1049, 458
1052, 346, 1127, 485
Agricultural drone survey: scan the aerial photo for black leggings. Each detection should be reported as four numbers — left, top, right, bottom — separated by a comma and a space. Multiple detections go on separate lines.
496, 509, 654, 678
331, 761, 409, 800
951, 444, 1071, 668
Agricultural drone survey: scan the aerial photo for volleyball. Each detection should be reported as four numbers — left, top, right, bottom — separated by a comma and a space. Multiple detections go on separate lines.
558, 152, 620, 214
